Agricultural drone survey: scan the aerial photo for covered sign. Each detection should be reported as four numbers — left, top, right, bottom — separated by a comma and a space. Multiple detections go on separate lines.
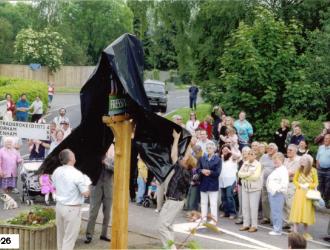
40, 33, 191, 183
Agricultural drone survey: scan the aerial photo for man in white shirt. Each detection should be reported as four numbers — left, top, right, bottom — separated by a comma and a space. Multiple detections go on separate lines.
53, 108, 70, 128
52, 149, 91, 250
283, 144, 301, 229
196, 129, 212, 154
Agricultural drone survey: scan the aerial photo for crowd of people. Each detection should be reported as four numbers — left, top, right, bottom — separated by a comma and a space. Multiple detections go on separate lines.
1, 86, 330, 249
130, 107, 330, 248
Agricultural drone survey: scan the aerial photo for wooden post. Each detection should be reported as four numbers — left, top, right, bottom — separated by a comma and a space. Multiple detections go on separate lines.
103, 114, 133, 249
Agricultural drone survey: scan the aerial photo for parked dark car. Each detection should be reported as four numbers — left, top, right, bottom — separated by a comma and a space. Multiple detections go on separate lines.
144, 79, 167, 113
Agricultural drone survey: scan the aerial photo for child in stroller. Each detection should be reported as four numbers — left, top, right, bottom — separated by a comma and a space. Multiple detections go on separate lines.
142, 177, 157, 208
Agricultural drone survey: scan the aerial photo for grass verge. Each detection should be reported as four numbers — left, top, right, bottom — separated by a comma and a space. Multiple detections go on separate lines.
165, 103, 211, 123
56, 86, 81, 93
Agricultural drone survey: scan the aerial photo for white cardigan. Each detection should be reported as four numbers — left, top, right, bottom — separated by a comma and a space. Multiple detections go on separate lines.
266, 165, 289, 196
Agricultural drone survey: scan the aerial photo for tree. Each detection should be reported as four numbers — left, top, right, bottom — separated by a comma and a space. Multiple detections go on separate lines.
61, 0, 133, 64
207, 7, 323, 139
14, 28, 66, 72
0, 18, 14, 63
190, 0, 256, 81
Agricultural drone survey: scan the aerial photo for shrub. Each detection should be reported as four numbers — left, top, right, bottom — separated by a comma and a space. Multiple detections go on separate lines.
8, 206, 55, 226
0, 77, 48, 111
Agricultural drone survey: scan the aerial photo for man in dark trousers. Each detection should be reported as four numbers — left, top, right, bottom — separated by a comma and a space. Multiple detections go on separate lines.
85, 144, 114, 244
188, 82, 199, 110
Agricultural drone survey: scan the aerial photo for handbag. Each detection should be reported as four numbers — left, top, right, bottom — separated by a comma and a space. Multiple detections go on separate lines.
306, 189, 321, 201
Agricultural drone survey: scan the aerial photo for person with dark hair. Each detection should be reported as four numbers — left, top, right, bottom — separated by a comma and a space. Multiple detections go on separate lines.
316, 133, 330, 209
158, 130, 195, 249
15, 93, 30, 121
188, 82, 199, 110
52, 149, 91, 250
219, 144, 240, 219
53, 108, 70, 128
297, 140, 309, 156
5, 93, 15, 121
288, 232, 307, 249
85, 144, 114, 244
211, 106, 222, 141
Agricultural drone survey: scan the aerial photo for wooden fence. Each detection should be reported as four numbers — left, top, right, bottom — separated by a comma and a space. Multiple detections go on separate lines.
0, 64, 95, 87
0, 64, 171, 87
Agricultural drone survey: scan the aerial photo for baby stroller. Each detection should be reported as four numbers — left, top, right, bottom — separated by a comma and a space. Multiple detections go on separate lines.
20, 161, 43, 205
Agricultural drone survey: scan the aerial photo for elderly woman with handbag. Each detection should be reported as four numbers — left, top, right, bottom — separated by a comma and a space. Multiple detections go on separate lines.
289, 154, 319, 240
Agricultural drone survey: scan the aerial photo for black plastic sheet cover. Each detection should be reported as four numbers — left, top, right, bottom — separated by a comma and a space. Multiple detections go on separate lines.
39, 33, 191, 183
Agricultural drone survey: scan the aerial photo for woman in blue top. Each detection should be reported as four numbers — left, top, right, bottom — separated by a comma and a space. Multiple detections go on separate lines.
196, 141, 221, 225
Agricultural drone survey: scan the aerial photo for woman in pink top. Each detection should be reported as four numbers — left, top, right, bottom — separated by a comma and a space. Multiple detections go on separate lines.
0, 137, 22, 193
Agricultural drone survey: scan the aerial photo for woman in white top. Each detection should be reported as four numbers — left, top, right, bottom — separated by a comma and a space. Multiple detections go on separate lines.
238, 149, 262, 232
185, 112, 200, 135
48, 130, 65, 155
30, 96, 43, 122
266, 152, 289, 236
219, 144, 241, 219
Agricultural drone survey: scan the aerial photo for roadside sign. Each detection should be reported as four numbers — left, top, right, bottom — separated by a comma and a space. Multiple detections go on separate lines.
0, 120, 50, 140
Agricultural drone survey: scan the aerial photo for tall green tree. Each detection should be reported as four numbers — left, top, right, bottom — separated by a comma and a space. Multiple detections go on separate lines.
190, 0, 256, 81
62, 0, 133, 64
209, 7, 324, 138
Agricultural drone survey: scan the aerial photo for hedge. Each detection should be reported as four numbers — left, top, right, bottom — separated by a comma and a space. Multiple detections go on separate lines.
0, 77, 48, 113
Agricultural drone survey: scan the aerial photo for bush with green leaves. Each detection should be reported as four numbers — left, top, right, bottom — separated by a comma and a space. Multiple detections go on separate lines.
14, 28, 66, 72
0, 77, 48, 110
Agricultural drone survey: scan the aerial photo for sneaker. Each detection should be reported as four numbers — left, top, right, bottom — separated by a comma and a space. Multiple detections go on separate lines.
136, 202, 143, 206
323, 236, 330, 242
219, 213, 227, 218
154, 209, 160, 213
229, 215, 236, 220
269, 231, 282, 236
303, 233, 313, 240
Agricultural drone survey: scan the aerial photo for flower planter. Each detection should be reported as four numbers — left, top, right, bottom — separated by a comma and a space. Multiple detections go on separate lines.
0, 223, 56, 250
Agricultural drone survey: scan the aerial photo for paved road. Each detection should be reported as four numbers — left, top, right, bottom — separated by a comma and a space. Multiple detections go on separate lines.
3, 91, 330, 249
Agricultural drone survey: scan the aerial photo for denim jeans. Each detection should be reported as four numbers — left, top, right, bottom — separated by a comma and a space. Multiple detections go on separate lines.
268, 192, 285, 233
137, 177, 146, 203
186, 185, 200, 211
220, 184, 237, 216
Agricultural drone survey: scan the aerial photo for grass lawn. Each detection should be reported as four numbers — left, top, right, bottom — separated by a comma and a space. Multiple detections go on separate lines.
56, 86, 81, 93
165, 103, 212, 123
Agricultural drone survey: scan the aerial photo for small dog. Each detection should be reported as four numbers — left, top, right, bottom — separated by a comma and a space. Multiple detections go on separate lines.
0, 194, 18, 210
